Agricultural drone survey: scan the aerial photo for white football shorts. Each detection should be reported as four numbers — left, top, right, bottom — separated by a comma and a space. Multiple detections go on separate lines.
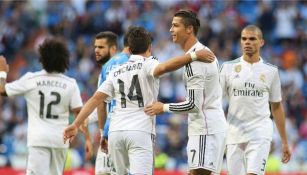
26, 146, 67, 175
95, 148, 111, 175
187, 132, 226, 174
226, 139, 271, 175
108, 131, 155, 175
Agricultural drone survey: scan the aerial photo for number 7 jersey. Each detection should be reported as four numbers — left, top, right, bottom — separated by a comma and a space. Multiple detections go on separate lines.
5, 70, 83, 148
98, 55, 160, 135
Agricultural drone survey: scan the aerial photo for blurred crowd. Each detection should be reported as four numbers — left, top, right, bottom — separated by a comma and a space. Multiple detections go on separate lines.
0, 0, 306, 173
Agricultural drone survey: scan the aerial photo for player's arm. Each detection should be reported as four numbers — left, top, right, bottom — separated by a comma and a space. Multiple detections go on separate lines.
145, 65, 204, 115
97, 102, 109, 152
72, 107, 93, 160
64, 91, 108, 143
153, 49, 215, 77
97, 102, 107, 135
145, 88, 202, 115
269, 69, 291, 163
0, 56, 9, 96
219, 63, 229, 99
270, 101, 291, 163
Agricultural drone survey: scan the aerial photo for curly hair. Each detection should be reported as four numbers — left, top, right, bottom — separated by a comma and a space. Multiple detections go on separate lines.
38, 38, 69, 73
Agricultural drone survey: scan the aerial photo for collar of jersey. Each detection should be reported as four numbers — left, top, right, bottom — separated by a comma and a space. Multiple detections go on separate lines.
240, 56, 263, 66
186, 40, 202, 53
129, 54, 145, 62
41, 69, 61, 75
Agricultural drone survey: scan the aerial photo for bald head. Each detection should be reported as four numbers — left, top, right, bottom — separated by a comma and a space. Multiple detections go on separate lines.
242, 25, 263, 40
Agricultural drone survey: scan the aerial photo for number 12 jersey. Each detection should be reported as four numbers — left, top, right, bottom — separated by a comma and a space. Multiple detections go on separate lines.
5, 70, 83, 148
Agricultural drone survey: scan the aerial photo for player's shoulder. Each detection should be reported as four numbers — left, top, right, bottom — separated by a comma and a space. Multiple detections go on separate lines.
223, 58, 241, 65
220, 58, 240, 71
261, 59, 278, 71
22, 70, 45, 80
112, 52, 129, 60
148, 55, 158, 60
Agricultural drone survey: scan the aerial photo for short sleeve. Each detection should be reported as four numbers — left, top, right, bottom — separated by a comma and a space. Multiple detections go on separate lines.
70, 80, 83, 109
97, 76, 114, 103
219, 63, 228, 99
269, 69, 282, 102
5, 72, 35, 97
143, 57, 159, 77
186, 62, 205, 89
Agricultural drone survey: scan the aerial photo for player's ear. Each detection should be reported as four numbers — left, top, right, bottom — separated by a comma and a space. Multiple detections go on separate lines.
186, 25, 193, 34
110, 45, 117, 56
260, 39, 265, 47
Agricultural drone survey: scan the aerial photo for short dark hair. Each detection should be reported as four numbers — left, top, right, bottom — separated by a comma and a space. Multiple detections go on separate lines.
95, 31, 118, 47
242, 25, 263, 39
38, 38, 69, 73
123, 27, 135, 47
174, 9, 200, 35
127, 26, 152, 54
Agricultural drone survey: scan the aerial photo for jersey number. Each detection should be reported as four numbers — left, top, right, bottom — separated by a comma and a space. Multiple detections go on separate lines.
39, 91, 61, 119
118, 75, 144, 108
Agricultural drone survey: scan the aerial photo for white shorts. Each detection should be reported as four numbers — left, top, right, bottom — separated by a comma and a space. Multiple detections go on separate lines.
26, 146, 67, 175
187, 132, 226, 173
226, 139, 271, 175
108, 131, 155, 175
95, 149, 111, 175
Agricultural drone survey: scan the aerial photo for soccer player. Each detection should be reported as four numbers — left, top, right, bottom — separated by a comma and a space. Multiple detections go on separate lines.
144, 10, 226, 175
63, 26, 215, 175
219, 25, 291, 175
0, 39, 88, 175
89, 31, 130, 175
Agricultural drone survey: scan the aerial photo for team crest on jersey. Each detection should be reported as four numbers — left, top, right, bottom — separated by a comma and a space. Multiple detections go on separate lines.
260, 74, 266, 83
234, 65, 241, 73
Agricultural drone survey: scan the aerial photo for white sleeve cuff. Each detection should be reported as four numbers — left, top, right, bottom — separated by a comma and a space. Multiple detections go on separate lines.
163, 104, 171, 113
0, 71, 7, 79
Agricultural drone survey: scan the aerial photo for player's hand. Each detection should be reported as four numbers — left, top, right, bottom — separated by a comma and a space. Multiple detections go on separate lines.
84, 139, 93, 161
63, 123, 78, 144
195, 49, 215, 63
0, 56, 9, 72
281, 143, 291, 163
79, 118, 89, 134
100, 137, 108, 154
144, 102, 164, 116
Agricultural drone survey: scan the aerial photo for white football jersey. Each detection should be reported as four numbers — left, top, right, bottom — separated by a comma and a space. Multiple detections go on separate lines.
98, 55, 159, 135
168, 41, 227, 135
220, 57, 282, 144
5, 70, 83, 148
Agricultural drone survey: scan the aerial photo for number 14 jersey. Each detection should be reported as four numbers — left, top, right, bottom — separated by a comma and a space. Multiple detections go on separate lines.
98, 55, 159, 135
5, 70, 83, 148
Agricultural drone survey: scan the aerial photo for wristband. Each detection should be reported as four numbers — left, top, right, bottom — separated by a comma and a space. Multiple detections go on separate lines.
99, 129, 103, 137
0, 71, 7, 79
163, 104, 170, 113
190, 52, 197, 61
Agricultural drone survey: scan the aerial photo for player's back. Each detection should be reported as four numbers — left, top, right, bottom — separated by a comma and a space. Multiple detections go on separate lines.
5, 70, 82, 148
103, 55, 159, 135
99, 52, 130, 114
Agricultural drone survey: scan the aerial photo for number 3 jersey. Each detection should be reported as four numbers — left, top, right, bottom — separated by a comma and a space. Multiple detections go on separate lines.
98, 55, 159, 135
220, 57, 282, 144
5, 70, 83, 148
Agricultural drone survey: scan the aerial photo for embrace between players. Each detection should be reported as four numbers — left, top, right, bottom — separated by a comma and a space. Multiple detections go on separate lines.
0, 9, 291, 175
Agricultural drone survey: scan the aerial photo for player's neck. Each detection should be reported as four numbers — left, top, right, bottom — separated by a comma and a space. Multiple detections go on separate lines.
243, 53, 261, 64
122, 47, 130, 54
181, 36, 197, 52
